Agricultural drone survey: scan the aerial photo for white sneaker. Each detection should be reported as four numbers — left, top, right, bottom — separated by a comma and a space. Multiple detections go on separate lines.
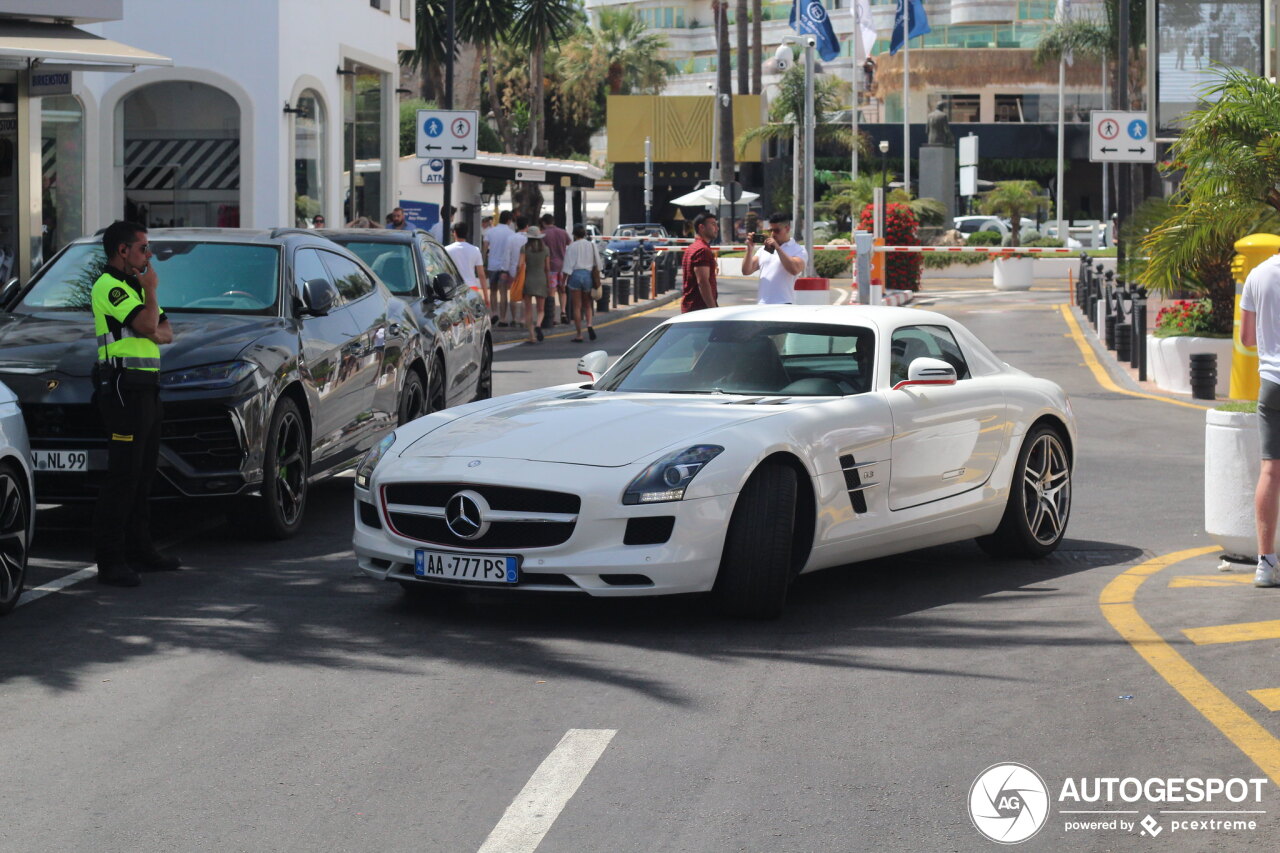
1256, 557, 1278, 588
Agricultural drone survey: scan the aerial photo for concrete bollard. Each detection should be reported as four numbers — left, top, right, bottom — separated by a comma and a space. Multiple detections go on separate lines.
793, 277, 830, 305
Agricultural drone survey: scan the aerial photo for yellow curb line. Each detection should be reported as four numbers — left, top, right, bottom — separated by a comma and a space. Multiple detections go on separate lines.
1100, 546, 1280, 784
1058, 305, 1211, 411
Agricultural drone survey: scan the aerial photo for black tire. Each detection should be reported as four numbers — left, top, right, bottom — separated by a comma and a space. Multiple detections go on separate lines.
711, 463, 798, 618
240, 398, 310, 540
398, 369, 426, 426
426, 353, 447, 414
977, 425, 1072, 559
0, 462, 30, 615
473, 338, 493, 401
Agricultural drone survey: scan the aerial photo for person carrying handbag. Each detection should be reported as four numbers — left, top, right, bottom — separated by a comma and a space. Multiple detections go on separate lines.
562, 225, 600, 342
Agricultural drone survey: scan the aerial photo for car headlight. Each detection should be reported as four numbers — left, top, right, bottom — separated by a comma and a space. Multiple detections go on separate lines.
623, 444, 723, 505
355, 431, 396, 490
160, 360, 258, 389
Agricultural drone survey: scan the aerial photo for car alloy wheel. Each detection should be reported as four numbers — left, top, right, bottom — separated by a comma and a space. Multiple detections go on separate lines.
398, 369, 426, 425
244, 397, 310, 540
977, 425, 1071, 559
0, 463, 29, 614
427, 354, 446, 414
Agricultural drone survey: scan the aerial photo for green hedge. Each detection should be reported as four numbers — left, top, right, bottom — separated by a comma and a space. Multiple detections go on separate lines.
814, 248, 852, 279
965, 230, 1002, 246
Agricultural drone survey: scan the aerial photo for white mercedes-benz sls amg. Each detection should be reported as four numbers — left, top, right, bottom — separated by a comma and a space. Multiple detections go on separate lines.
353, 305, 1075, 617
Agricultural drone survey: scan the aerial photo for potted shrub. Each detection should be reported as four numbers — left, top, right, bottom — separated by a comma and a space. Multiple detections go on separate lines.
1205, 400, 1259, 561
857, 202, 922, 291
1147, 298, 1232, 397
979, 180, 1050, 291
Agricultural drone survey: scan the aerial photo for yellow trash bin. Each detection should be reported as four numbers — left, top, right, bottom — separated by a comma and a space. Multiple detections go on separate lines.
1230, 234, 1280, 401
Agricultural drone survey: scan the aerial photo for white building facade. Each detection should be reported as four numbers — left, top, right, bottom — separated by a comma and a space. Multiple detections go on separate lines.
43, 0, 411, 260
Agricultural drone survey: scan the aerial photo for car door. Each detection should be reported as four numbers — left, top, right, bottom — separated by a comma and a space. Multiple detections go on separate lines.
419, 237, 473, 403
317, 250, 387, 451
884, 324, 1009, 510
293, 247, 361, 466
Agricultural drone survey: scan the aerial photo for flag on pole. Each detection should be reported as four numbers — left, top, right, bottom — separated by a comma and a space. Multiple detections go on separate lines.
888, 0, 930, 56
790, 0, 842, 62
853, 0, 877, 58
1056, 0, 1073, 65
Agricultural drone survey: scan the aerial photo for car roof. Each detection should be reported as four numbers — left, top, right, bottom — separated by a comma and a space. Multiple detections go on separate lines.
74, 227, 339, 248
314, 228, 435, 245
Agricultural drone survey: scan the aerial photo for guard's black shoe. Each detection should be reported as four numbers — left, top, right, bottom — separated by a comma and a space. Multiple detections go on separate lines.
128, 551, 182, 572
96, 559, 141, 587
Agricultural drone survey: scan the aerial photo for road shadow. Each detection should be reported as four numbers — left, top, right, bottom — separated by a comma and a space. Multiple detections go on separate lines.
7, 480, 1144, 705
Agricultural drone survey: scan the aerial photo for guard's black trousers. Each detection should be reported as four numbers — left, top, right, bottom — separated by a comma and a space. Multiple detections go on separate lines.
92, 370, 163, 562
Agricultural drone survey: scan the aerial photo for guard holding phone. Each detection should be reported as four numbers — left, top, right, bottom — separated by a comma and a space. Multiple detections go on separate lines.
90, 220, 180, 587
742, 212, 808, 304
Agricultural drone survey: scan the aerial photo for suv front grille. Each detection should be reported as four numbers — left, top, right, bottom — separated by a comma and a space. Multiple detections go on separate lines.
383, 483, 580, 549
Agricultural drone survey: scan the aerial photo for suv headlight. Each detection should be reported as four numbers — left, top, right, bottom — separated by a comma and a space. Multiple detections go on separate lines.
623, 445, 723, 505
356, 431, 396, 490
160, 360, 258, 389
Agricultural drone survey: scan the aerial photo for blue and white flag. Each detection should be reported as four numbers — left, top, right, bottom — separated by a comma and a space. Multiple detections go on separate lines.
790, 0, 842, 62
888, 0, 931, 56
853, 0, 877, 58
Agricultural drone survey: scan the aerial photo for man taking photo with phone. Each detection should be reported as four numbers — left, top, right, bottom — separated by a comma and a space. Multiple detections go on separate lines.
742, 212, 807, 304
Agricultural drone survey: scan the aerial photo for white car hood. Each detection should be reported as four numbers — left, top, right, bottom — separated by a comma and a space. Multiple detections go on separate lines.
400, 390, 800, 467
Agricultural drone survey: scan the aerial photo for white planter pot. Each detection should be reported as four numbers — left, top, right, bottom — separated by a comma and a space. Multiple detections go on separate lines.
1146, 335, 1233, 398
1205, 409, 1260, 559
992, 257, 1034, 290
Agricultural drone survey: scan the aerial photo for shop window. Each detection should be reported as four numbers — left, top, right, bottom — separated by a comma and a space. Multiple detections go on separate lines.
343, 59, 386, 224
994, 95, 1025, 122
940, 94, 980, 122
293, 89, 325, 227
41, 96, 84, 260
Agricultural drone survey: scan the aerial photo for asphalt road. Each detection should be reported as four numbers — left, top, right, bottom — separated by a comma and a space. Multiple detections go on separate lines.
2, 278, 1276, 852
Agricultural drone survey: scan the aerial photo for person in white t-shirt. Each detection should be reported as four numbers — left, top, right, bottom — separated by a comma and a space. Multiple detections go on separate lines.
741, 213, 808, 304
1240, 252, 1280, 587
445, 222, 486, 302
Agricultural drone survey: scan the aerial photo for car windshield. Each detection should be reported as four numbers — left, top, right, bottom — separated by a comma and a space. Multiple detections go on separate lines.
16, 242, 280, 315
336, 241, 415, 295
614, 226, 666, 239
596, 320, 875, 396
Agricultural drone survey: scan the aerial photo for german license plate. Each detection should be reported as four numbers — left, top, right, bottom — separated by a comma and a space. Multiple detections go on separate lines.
414, 548, 518, 584
33, 449, 89, 472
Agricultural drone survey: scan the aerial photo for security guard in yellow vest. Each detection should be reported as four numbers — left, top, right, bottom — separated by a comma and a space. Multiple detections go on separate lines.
91, 221, 180, 586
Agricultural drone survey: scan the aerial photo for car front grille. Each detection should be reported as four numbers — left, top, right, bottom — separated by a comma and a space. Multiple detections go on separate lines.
23, 403, 100, 441
382, 482, 580, 549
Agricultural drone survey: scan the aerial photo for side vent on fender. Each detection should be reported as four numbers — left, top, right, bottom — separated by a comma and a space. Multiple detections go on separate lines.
839, 453, 884, 515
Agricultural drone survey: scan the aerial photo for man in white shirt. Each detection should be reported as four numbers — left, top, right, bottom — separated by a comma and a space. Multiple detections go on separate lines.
445, 222, 486, 299
1241, 252, 1280, 587
486, 211, 515, 326
741, 213, 807, 304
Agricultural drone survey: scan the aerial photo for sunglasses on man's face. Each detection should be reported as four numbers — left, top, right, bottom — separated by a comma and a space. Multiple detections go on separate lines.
130, 243, 151, 253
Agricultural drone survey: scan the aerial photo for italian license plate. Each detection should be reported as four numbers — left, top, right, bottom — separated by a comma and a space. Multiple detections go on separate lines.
33, 449, 89, 472
414, 548, 518, 584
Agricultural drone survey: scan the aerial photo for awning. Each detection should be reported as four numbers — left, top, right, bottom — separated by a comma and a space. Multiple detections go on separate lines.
0, 22, 170, 68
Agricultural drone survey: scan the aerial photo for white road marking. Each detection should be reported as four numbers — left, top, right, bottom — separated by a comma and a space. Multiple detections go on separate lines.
477, 728, 616, 853
16, 565, 98, 608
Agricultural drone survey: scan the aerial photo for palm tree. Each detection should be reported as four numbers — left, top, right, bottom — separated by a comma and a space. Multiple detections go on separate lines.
1138, 68, 1280, 332
751, 0, 762, 94
558, 7, 671, 101
818, 175, 945, 230
736, 0, 749, 95
978, 181, 1051, 248
736, 66, 858, 154
403, 0, 451, 100
512, 0, 580, 156
457, 0, 518, 152
714, 1, 735, 194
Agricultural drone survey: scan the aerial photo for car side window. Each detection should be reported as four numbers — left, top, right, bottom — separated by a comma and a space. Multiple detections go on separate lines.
319, 251, 375, 303
293, 248, 336, 305
890, 325, 971, 385
420, 240, 458, 298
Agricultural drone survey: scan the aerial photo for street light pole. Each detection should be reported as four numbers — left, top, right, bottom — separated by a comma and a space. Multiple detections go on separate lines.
803, 38, 816, 277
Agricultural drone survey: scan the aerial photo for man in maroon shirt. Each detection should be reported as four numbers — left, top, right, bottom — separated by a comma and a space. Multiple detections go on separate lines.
540, 213, 571, 325
681, 213, 719, 313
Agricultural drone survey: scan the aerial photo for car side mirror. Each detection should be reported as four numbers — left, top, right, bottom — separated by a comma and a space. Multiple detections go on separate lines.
302, 278, 336, 316
0, 277, 19, 310
577, 350, 609, 383
893, 357, 958, 390
432, 272, 457, 301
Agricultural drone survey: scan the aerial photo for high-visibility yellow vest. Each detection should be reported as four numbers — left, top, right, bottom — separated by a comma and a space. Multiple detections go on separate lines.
91, 268, 164, 372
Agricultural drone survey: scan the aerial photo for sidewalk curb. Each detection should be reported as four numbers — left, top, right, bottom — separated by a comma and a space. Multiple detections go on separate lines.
490, 288, 681, 345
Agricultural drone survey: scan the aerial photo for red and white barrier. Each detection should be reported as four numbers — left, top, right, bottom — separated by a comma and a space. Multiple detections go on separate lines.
793, 277, 830, 305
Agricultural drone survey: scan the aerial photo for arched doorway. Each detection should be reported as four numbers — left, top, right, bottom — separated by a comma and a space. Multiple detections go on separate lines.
120, 81, 240, 228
